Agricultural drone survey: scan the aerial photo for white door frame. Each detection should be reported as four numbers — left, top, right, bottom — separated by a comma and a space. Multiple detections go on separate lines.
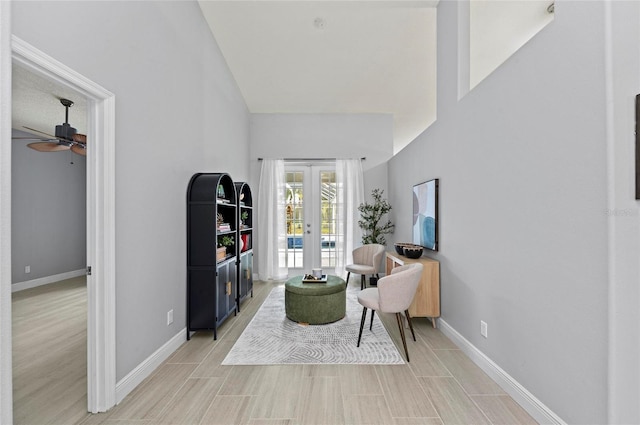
0, 3, 13, 423
0, 33, 117, 418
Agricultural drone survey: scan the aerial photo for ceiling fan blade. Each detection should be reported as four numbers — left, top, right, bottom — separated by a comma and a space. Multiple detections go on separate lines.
27, 142, 71, 152
23, 126, 57, 139
73, 133, 87, 144
70, 143, 86, 156
12, 136, 57, 141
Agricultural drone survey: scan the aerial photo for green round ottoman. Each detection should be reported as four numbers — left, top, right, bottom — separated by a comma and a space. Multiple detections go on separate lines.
285, 275, 347, 324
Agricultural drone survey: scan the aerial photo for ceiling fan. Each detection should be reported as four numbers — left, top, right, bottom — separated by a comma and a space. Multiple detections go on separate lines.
13, 98, 87, 156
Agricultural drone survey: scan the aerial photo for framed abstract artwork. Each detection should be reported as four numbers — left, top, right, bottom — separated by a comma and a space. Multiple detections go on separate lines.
412, 179, 439, 251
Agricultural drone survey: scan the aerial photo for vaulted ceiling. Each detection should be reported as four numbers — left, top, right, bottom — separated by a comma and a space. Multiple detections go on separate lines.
11, 1, 553, 155
198, 0, 438, 154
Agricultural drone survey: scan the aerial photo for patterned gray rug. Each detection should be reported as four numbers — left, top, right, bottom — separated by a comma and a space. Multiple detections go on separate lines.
222, 285, 404, 365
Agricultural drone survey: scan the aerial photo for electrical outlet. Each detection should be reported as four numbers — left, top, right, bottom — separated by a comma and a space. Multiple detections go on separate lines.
480, 320, 488, 338
167, 309, 174, 326
25, 265, 30, 274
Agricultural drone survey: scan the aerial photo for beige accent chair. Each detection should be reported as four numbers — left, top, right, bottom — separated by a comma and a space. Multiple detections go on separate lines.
345, 244, 385, 290
356, 263, 424, 362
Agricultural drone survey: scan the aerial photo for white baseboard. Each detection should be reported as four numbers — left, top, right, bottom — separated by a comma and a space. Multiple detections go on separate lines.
438, 319, 566, 425
11, 269, 86, 292
115, 329, 186, 405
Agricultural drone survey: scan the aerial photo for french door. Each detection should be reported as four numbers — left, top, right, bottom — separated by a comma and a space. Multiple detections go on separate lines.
283, 164, 337, 273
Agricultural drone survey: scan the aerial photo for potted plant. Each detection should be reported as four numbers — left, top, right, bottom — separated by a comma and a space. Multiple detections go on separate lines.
217, 235, 235, 260
241, 211, 249, 228
358, 188, 395, 245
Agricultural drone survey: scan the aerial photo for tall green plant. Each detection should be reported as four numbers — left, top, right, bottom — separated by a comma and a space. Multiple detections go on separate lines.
358, 188, 394, 245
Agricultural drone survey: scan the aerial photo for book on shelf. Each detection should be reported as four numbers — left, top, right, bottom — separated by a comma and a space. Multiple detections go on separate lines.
216, 198, 230, 204
218, 223, 232, 232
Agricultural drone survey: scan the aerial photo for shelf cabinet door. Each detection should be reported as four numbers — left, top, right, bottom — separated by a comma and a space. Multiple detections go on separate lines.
239, 250, 253, 302
216, 260, 237, 324
187, 269, 216, 330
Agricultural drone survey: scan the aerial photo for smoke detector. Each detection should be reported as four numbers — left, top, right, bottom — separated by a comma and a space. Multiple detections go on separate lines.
313, 17, 326, 30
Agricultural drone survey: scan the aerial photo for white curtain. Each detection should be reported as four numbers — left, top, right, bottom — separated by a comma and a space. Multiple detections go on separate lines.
257, 159, 288, 280
334, 159, 365, 277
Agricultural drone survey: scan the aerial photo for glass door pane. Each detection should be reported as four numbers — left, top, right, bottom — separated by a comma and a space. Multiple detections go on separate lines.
320, 170, 337, 269
282, 164, 336, 273
284, 170, 304, 269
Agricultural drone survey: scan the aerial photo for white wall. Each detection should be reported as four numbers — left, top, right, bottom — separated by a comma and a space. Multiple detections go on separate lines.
11, 1, 250, 381
249, 113, 393, 195
363, 162, 389, 205
388, 1, 627, 423
11, 131, 86, 284
249, 113, 393, 166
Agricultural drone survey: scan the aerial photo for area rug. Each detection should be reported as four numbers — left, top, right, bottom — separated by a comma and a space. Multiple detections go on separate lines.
222, 285, 405, 365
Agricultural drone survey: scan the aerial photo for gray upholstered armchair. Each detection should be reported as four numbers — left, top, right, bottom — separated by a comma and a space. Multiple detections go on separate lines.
345, 244, 385, 290
356, 263, 424, 362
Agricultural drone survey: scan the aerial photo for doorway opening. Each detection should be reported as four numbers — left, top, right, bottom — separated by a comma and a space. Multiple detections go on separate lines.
0, 35, 117, 418
11, 65, 89, 421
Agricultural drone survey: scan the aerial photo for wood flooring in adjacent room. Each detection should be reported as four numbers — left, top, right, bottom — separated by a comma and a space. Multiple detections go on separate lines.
12, 276, 88, 425
13, 279, 538, 425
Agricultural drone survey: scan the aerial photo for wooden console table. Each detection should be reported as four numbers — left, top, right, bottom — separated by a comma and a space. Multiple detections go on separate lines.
385, 251, 440, 327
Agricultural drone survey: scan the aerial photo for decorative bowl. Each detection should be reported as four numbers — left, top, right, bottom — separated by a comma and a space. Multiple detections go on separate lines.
394, 242, 411, 256
403, 245, 424, 259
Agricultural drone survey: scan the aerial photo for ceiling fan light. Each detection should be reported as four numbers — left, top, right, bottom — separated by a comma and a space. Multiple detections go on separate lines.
55, 122, 77, 141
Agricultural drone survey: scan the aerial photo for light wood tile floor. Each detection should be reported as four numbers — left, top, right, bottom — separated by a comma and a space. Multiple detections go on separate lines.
12, 276, 88, 425
13, 278, 537, 425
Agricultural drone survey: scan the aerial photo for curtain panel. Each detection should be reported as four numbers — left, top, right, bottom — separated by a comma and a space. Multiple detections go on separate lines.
257, 159, 288, 280
335, 159, 365, 277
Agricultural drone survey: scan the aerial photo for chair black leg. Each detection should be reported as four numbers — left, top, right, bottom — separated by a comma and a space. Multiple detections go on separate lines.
361, 274, 365, 290
357, 307, 367, 347
346, 272, 350, 283
405, 310, 416, 341
396, 312, 410, 362
369, 309, 375, 330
